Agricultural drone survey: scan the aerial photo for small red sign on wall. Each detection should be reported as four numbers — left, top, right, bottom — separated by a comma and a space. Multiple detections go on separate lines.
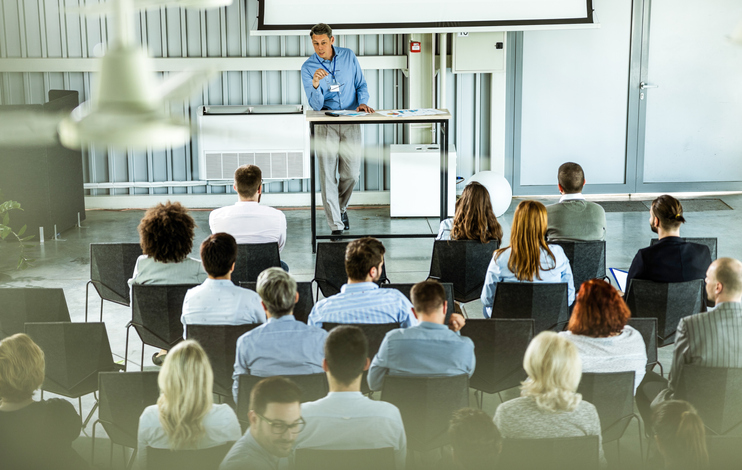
410, 41, 421, 53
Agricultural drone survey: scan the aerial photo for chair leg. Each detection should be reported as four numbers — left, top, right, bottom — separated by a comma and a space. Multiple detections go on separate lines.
140, 342, 145, 371
78, 396, 84, 429
99, 298, 104, 323
85, 281, 91, 323
91, 419, 100, 464
82, 399, 99, 428
126, 448, 137, 470
124, 323, 131, 372
636, 415, 644, 470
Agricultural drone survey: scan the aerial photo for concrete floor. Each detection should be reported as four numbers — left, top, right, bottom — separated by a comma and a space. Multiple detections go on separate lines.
2, 193, 741, 469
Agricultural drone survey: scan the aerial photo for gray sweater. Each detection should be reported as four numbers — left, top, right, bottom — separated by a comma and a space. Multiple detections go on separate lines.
546, 199, 606, 242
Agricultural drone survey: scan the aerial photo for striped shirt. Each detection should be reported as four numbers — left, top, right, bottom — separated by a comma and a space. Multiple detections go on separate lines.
308, 282, 418, 328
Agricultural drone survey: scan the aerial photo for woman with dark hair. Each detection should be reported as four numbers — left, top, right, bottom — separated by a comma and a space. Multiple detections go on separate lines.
652, 400, 709, 470
480, 200, 574, 318
560, 279, 647, 393
437, 181, 503, 243
625, 195, 712, 291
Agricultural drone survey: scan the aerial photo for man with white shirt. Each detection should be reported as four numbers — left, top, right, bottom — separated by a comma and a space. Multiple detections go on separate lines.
546, 162, 606, 242
294, 326, 407, 469
181, 233, 265, 338
209, 164, 287, 252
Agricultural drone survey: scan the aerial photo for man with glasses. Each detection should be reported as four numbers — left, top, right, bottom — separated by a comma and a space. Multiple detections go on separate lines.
220, 377, 304, 470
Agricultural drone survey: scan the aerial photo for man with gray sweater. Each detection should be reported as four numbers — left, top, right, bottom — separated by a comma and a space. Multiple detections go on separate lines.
546, 162, 606, 242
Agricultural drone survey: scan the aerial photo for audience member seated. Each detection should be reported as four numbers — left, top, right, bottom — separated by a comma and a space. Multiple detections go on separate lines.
182, 233, 265, 339
448, 408, 501, 470
137, 340, 241, 468
232, 268, 328, 402
651, 400, 708, 470
436, 181, 503, 243
128, 201, 208, 365
560, 279, 647, 394
636, 257, 742, 424
546, 162, 606, 242
493, 331, 606, 467
220, 377, 304, 470
481, 200, 575, 318
367, 280, 475, 391
625, 194, 712, 291
209, 164, 287, 253
308, 237, 418, 328
294, 326, 407, 469
0, 334, 87, 470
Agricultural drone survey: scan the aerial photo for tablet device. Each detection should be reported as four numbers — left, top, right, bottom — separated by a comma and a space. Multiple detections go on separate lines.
609, 268, 628, 292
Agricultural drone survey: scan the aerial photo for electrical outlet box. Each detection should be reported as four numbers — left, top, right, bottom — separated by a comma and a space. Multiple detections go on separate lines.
452, 32, 506, 73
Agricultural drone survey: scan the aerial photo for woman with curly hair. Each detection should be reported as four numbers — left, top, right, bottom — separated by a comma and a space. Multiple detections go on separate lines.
137, 340, 241, 468
560, 279, 647, 394
437, 181, 503, 243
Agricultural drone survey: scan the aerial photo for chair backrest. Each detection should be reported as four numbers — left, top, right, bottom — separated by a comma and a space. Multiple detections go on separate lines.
627, 317, 659, 371
460, 319, 534, 395
239, 281, 314, 324
428, 239, 500, 302
231, 243, 282, 285
381, 282, 455, 324
577, 371, 636, 444
186, 323, 262, 397
707, 436, 742, 470
381, 374, 469, 451
321, 322, 401, 359
236, 373, 329, 427
490, 282, 570, 333
549, 240, 606, 293
24, 322, 116, 397
146, 442, 234, 470
294, 447, 396, 470
675, 365, 742, 436
0, 287, 70, 338
650, 237, 718, 261
131, 284, 198, 350
498, 435, 600, 470
90, 242, 143, 305
97, 371, 160, 449
625, 278, 705, 347
313, 242, 389, 298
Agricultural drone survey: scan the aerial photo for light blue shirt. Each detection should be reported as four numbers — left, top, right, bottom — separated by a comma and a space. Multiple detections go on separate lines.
367, 321, 476, 391
182, 279, 266, 339
481, 245, 575, 318
301, 46, 370, 111
308, 282, 418, 329
232, 315, 328, 402
219, 429, 290, 470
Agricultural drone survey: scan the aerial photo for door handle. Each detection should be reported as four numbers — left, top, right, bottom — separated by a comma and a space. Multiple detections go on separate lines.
640, 82, 659, 89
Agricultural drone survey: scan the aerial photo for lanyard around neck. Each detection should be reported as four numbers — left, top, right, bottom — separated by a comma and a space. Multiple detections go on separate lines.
318, 49, 336, 80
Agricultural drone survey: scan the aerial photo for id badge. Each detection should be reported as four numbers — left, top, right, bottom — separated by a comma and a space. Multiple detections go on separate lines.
330, 80, 340, 93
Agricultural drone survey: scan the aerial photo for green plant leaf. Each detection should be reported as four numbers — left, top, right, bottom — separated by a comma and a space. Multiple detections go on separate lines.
2, 213, 8, 226
18, 225, 26, 237
20, 235, 34, 241
1, 227, 9, 240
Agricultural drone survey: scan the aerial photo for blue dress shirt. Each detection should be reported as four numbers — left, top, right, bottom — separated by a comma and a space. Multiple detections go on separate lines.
481, 245, 575, 318
301, 46, 370, 111
308, 282, 418, 328
367, 321, 476, 391
232, 315, 328, 402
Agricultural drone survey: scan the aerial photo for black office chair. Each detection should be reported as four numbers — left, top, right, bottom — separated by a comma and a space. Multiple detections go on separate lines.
707, 436, 742, 470
294, 447, 396, 470
25, 322, 120, 428
499, 435, 601, 470
231, 242, 282, 285
676, 365, 742, 436
490, 282, 570, 333
460, 318, 534, 407
381, 282, 455, 324
625, 278, 705, 347
313, 242, 389, 299
428, 239, 500, 303
549, 240, 607, 293
126, 284, 198, 370
146, 442, 234, 470
86, 242, 142, 322
628, 317, 662, 375
240, 281, 314, 324
650, 237, 717, 261
186, 323, 262, 397
381, 374, 469, 451
91, 371, 160, 469
0, 287, 70, 338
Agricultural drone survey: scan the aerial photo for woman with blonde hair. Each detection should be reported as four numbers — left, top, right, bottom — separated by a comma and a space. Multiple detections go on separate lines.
494, 331, 606, 467
652, 400, 709, 470
137, 340, 241, 467
437, 181, 503, 243
480, 200, 574, 318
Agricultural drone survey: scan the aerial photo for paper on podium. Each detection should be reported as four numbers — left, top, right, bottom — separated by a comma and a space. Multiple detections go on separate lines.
376, 108, 448, 117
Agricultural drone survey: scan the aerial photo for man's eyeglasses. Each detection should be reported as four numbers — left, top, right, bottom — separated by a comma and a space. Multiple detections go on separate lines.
255, 413, 306, 435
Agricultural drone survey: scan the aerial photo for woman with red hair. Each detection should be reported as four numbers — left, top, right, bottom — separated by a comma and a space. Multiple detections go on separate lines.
561, 279, 647, 393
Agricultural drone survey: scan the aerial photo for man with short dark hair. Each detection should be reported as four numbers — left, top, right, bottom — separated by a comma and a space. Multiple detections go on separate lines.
367, 280, 475, 391
232, 268, 327, 402
209, 164, 287, 252
220, 377, 304, 470
546, 162, 606, 242
181, 233, 265, 338
294, 326, 407, 469
449, 408, 501, 470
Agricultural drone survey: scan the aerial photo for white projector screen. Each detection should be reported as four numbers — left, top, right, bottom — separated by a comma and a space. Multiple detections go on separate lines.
256, 0, 595, 35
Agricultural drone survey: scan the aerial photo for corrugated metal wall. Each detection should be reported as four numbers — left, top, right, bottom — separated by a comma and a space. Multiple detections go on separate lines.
0, 0, 493, 197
